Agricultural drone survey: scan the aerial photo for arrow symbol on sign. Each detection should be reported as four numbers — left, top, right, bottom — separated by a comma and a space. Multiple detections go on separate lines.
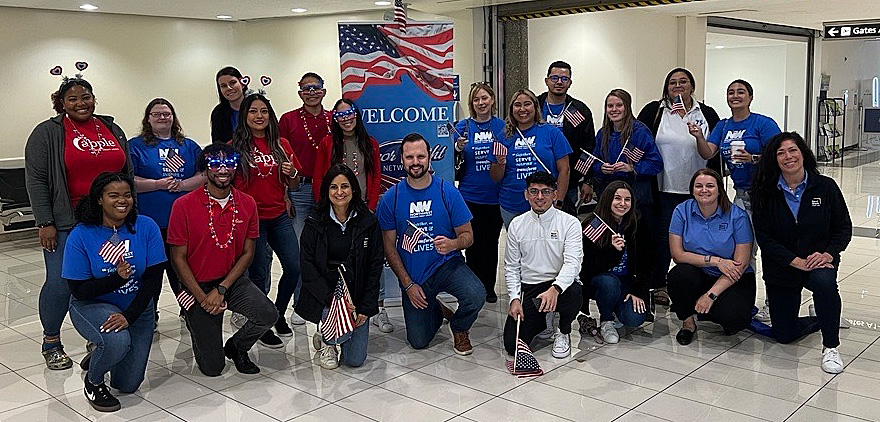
829, 27, 839, 37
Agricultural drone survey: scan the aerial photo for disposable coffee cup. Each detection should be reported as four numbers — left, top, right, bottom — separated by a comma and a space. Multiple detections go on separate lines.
730, 140, 746, 164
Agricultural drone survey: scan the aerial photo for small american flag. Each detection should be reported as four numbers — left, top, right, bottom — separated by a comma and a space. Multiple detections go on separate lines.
164, 149, 185, 174
563, 108, 585, 127
493, 141, 508, 158
583, 215, 610, 243
401, 221, 425, 253
670, 94, 686, 114
574, 151, 598, 175
394, 0, 407, 31
622, 145, 644, 163
176, 290, 196, 311
98, 232, 127, 265
321, 271, 356, 342
506, 338, 543, 378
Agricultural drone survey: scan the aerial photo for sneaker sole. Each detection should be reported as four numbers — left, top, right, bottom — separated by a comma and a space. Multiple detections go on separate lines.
259, 341, 285, 349
448, 324, 473, 356
552, 349, 571, 359
275, 329, 294, 338
378, 325, 394, 333
85, 392, 120, 412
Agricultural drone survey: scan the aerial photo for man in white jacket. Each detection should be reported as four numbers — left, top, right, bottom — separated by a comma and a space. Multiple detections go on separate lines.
503, 171, 583, 358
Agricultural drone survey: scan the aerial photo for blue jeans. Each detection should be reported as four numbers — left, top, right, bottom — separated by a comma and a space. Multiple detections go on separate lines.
40, 229, 70, 342
320, 308, 370, 367
500, 207, 525, 229
288, 183, 315, 305
69, 299, 154, 392
401, 256, 485, 349
250, 213, 301, 315
591, 273, 647, 327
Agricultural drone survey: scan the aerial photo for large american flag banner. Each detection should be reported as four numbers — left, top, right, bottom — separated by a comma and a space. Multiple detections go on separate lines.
339, 22, 454, 101
321, 269, 356, 342
506, 338, 543, 378
98, 232, 128, 265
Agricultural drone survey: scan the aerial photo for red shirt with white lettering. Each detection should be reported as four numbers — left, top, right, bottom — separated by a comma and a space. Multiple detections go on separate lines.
166, 187, 259, 283
278, 107, 332, 178
63, 116, 126, 208
233, 137, 300, 220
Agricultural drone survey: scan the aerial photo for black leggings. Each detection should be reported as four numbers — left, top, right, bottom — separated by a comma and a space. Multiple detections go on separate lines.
667, 264, 756, 334
154, 228, 182, 311
463, 201, 503, 296
766, 268, 841, 348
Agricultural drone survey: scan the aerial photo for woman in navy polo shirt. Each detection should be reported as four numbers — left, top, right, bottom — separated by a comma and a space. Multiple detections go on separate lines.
488, 88, 572, 228
454, 83, 506, 302
62, 172, 165, 412
667, 168, 755, 345
129, 98, 204, 318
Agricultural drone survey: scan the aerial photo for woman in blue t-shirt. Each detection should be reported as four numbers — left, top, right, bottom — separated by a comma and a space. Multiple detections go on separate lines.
488, 88, 572, 227
62, 172, 166, 412
667, 169, 755, 346
129, 98, 204, 317
454, 83, 506, 302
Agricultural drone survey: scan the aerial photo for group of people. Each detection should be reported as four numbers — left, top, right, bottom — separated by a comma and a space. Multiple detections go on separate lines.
22, 61, 851, 413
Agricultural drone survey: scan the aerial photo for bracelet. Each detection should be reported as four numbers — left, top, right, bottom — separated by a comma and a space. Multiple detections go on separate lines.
403, 282, 416, 292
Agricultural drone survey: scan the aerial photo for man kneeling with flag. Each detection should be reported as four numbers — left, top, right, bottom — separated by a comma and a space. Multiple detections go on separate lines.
504, 171, 583, 360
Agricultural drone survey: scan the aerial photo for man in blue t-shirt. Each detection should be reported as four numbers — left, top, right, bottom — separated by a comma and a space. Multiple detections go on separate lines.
377, 133, 485, 355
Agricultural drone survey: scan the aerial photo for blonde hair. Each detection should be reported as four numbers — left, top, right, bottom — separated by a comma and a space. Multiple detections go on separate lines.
467, 83, 497, 118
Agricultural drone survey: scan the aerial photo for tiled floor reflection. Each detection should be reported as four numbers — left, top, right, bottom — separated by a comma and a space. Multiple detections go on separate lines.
0, 164, 879, 421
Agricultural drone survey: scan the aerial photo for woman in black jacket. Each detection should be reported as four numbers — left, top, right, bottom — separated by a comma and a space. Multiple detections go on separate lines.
580, 181, 650, 344
750, 132, 852, 374
299, 164, 383, 370
210, 66, 247, 144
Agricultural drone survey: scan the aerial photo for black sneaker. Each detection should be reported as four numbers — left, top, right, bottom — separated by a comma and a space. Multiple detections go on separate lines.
79, 342, 96, 371
274, 316, 293, 337
258, 329, 284, 349
223, 339, 260, 374
84, 378, 120, 412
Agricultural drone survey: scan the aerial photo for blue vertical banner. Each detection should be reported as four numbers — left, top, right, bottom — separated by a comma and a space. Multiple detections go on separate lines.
338, 20, 456, 300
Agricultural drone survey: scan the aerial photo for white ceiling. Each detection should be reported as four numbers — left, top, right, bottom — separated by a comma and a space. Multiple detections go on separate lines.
706, 32, 804, 50
2, 0, 880, 28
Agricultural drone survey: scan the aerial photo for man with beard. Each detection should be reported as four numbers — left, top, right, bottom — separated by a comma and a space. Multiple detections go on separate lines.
167, 144, 278, 376
537, 61, 596, 209
377, 133, 485, 355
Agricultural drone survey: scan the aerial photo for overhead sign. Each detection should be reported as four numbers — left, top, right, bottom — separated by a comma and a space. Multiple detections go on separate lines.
824, 23, 880, 40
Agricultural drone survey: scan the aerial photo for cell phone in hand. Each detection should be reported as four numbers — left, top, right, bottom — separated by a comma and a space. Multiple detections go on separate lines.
532, 297, 544, 311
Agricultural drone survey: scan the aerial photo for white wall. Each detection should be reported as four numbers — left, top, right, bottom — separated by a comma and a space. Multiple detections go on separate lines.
0, 6, 477, 160
527, 9, 683, 129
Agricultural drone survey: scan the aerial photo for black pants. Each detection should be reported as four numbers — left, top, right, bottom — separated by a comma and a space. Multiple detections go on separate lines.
652, 192, 691, 289
503, 281, 582, 356
667, 264, 755, 334
766, 268, 841, 348
184, 276, 279, 377
154, 228, 183, 311
463, 201, 503, 296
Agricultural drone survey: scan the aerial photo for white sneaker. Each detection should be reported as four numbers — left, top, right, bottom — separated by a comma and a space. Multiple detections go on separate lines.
821, 347, 844, 374
230, 312, 246, 329
808, 304, 850, 328
600, 321, 619, 344
372, 308, 394, 333
551, 330, 571, 358
536, 312, 556, 340
289, 312, 307, 326
319, 343, 339, 369
754, 304, 771, 323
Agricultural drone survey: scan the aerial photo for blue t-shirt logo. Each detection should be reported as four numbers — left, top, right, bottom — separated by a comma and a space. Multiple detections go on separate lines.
409, 200, 433, 218
473, 131, 494, 144
514, 136, 536, 149
718, 222, 729, 231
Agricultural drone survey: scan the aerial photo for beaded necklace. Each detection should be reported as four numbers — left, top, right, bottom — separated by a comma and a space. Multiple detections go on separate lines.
299, 108, 332, 149
471, 118, 493, 133
343, 136, 361, 175
67, 115, 111, 156
205, 185, 237, 249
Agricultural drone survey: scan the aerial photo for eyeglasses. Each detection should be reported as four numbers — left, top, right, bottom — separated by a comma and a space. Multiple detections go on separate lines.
206, 157, 239, 171
299, 84, 325, 93
547, 75, 570, 83
527, 188, 555, 197
150, 112, 173, 119
668, 79, 691, 87
333, 108, 357, 121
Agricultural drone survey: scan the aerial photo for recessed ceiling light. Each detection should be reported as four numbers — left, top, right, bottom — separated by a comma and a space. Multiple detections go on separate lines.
291, 8, 307, 13
715, 45, 725, 49
79, 4, 98, 10
216, 15, 233, 19
375, 1, 392, 5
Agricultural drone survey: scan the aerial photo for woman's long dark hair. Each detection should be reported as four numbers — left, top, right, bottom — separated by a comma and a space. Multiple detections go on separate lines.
599, 89, 635, 162
661, 67, 696, 105
231, 93, 287, 183
74, 172, 138, 232
749, 132, 817, 212
588, 180, 637, 248
315, 164, 367, 218
329, 99, 375, 175
140, 98, 185, 146
215, 66, 246, 106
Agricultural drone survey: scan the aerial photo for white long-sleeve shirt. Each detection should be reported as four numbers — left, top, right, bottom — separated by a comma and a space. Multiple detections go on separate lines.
505, 207, 583, 304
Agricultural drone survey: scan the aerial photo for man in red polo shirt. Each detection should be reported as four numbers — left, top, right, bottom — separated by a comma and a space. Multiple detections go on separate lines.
167, 143, 278, 376
279, 72, 333, 326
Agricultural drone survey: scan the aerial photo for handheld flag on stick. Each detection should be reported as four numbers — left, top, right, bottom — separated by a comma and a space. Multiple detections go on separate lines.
401, 220, 428, 253
670, 94, 686, 114
493, 141, 508, 158
582, 214, 616, 243
622, 145, 644, 163
563, 108, 585, 127
506, 311, 543, 378
163, 149, 185, 174
176, 291, 196, 311
98, 229, 127, 265
574, 149, 603, 175
321, 265, 357, 342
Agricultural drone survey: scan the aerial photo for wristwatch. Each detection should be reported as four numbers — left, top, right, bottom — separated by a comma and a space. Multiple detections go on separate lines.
216, 285, 228, 296
37, 220, 55, 228
552, 284, 563, 294
707, 292, 718, 301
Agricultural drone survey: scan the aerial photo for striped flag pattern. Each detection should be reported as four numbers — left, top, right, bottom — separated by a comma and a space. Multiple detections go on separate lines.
394, 0, 407, 31
98, 232, 127, 265
493, 141, 508, 158
582, 215, 610, 243
176, 290, 196, 311
321, 275, 356, 342
574, 151, 597, 175
163, 149, 185, 174
506, 338, 543, 378
622, 145, 644, 163
563, 109, 585, 127
670, 94, 686, 114
401, 222, 424, 253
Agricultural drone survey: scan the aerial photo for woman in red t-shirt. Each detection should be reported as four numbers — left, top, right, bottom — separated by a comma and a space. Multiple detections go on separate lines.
229, 93, 302, 348
24, 77, 132, 370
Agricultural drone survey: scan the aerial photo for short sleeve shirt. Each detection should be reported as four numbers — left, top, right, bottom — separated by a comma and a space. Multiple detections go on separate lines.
707, 113, 781, 190
669, 199, 754, 277
454, 117, 505, 204
233, 137, 300, 220
129, 136, 203, 227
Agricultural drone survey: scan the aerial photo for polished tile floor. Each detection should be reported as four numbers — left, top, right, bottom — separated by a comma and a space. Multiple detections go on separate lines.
1, 165, 880, 421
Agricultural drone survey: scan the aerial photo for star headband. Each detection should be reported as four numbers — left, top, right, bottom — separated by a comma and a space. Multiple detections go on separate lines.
50, 61, 90, 88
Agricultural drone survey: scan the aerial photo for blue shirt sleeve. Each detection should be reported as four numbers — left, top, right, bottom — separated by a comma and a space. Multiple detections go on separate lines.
707, 120, 725, 147
376, 185, 397, 231
731, 205, 754, 244
757, 115, 782, 146
550, 125, 573, 160
61, 227, 92, 280
669, 202, 687, 236
444, 181, 473, 227
632, 123, 663, 176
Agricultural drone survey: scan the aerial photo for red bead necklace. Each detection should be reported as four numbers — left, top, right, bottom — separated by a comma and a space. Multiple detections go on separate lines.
205, 185, 238, 249
67, 115, 111, 156
299, 109, 331, 149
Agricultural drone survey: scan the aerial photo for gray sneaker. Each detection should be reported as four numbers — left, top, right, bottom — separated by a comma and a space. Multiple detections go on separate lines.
372, 308, 394, 333
600, 321, 619, 344
536, 312, 556, 340
754, 304, 771, 323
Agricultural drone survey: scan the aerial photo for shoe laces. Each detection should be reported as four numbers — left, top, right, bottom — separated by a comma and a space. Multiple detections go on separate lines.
94, 382, 113, 399
823, 347, 840, 360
